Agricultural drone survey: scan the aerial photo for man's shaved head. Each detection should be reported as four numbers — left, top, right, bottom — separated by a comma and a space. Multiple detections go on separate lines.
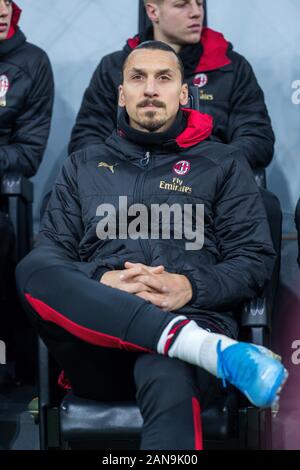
119, 42, 189, 133
143, 0, 163, 4
123, 41, 185, 83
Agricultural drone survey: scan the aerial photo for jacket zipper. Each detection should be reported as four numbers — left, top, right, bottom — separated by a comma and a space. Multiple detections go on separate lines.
140, 151, 151, 167
133, 151, 152, 265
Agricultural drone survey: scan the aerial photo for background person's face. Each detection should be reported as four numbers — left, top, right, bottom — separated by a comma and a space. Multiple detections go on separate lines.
119, 49, 188, 133
0, 0, 12, 40
147, 0, 204, 50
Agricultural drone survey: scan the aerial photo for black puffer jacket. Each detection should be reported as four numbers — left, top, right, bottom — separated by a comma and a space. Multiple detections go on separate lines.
0, 2, 54, 177
38, 109, 275, 338
69, 27, 275, 170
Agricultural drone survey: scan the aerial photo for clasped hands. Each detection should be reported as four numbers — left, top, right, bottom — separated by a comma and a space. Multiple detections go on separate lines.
101, 261, 192, 312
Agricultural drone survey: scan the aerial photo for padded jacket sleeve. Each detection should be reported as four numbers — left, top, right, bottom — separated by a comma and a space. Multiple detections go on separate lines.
35, 154, 111, 281
0, 52, 54, 177
226, 53, 275, 169
181, 154, 276, 310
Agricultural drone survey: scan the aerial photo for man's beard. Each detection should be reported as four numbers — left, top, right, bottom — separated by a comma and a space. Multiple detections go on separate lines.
137, 112, 167, 132
135, 99, 167, 132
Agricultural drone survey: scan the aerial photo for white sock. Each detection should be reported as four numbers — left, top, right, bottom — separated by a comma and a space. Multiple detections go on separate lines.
158, 319, 237, 377
157, 316, 187, 354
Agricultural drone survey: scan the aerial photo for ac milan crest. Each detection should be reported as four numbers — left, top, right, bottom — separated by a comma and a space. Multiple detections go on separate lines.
193, 73, 208, 88
173, 160, 191, 176
0, 75, 9, 107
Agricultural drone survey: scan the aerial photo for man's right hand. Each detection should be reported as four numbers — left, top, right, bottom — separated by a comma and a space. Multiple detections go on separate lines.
100, 264, 165, 295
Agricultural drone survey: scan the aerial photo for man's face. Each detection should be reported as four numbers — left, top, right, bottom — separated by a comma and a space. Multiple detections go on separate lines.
119, 49, 188, 133
0, 0, 12, 40
146, 0, 204, 49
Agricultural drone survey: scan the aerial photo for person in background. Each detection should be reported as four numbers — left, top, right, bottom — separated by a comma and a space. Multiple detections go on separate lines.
17, 42, 287, 450
70, 0, 274, 169
0, 0, 54, 384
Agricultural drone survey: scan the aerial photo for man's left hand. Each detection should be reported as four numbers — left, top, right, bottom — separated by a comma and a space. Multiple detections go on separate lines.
123, 261, 193, 311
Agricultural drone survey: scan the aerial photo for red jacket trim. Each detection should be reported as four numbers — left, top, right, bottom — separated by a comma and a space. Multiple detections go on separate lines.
7, 2, 21, 40
176, 109, 213, 148
195, 27, 232, 72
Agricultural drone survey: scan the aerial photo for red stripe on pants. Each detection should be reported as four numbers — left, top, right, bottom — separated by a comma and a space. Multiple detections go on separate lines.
192, 397, 203, 450
25, 293, 152, 353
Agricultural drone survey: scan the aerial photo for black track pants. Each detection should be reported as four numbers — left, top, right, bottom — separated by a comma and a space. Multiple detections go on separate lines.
16, 248, 224, 450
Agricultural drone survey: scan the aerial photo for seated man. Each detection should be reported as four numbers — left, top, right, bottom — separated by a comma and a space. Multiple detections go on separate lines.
69, 0, 282, 285
0, 1, 54, 176
16, 42, 287, 451
0, 0, 54, 383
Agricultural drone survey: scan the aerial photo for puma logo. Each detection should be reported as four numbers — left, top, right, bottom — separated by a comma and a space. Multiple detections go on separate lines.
98, 162, 118, 174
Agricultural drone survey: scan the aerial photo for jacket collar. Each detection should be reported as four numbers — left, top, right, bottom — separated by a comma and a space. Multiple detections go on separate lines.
0, 2, 24, 56
106, 108, 213, 162
0, 27, 25, 57
125, 27, 232, 74
117, 109, 187, 148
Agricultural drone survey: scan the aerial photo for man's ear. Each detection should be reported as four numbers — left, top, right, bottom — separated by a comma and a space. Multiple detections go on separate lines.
179, 84, 189, 107
145, 2, 160, 24
118, 85, 125, 107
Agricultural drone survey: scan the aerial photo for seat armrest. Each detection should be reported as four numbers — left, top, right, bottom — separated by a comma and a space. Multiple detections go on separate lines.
253, 168, 267, 189
242, 297, 269, 328
38, 338, 51, 450
38, 338, 50, 408
187, 86, 201, 111
242, 297, 271, 347
1, 173, 33, 203
0, 173, 33, 261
